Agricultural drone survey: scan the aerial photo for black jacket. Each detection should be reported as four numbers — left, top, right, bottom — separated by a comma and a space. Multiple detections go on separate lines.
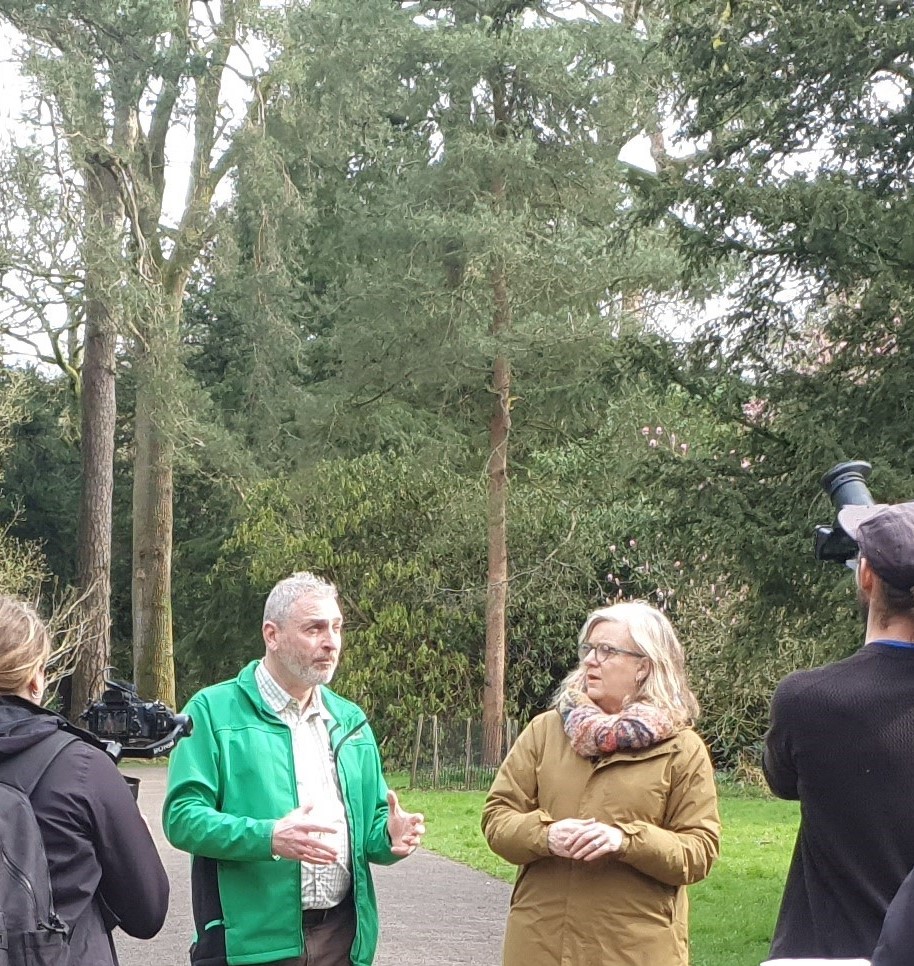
0, 695, 169, 965
763, 642, 914, 959
872, 865, 914, 965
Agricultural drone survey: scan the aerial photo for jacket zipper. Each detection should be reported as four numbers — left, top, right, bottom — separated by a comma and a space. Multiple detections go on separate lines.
1, 847, 67, 935
1, 845, 40, 922
326, 716, 369, 959
330, 719, 367, 762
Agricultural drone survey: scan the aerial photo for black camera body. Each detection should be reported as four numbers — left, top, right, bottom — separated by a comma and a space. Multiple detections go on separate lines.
82, 679, 192, 761
814, 460, 876, 563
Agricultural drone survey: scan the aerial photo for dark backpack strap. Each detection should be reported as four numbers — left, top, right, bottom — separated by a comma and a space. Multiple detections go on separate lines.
0, 730, 81, 797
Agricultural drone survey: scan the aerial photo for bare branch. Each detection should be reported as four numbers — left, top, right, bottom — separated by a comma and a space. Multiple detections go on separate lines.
41, 582, 99, 694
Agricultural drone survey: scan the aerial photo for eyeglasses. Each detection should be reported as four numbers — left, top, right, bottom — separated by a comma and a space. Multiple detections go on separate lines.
578, 642, 645, 664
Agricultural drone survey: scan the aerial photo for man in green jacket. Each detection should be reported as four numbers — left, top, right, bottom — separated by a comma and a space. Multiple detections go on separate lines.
163, 571, 425, 966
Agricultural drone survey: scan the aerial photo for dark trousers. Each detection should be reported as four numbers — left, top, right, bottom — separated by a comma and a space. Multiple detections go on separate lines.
268, 894, 356, 966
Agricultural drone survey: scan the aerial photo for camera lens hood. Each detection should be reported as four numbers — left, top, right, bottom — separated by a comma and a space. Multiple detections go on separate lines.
820, 460, 874, 512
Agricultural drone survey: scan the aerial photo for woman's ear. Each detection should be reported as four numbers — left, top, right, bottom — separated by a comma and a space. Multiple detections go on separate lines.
28, 664, 46, 704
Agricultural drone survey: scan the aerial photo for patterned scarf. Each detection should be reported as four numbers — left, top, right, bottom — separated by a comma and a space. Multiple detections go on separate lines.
558, 685, 676, 758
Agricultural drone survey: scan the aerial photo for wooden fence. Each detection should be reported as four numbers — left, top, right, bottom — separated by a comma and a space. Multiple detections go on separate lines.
409, 714, 521, 790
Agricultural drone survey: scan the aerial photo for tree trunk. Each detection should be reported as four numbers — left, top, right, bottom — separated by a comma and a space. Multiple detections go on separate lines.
70, 161, 121, 721
483, 335, 511, 766
132, 357, 176, 707
482, 73, 514, 767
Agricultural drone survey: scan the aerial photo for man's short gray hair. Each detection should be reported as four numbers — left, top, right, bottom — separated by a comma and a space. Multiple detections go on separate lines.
263, 572, 338, 626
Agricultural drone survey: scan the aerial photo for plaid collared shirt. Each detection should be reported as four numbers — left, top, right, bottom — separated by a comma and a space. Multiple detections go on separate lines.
255, 661, 352, 908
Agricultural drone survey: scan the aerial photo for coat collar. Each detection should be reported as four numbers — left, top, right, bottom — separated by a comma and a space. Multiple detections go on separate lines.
591, 731, 683, 769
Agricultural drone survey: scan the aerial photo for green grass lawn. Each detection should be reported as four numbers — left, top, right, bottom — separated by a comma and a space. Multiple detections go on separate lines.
391, 778, 799, 966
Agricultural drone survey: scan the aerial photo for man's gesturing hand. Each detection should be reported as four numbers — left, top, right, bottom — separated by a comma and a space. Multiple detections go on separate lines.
387, 790, 425, 857
271, 803, 339, 863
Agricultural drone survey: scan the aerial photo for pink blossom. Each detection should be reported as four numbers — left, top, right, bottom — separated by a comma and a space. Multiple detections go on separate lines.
742, 398, 769, 424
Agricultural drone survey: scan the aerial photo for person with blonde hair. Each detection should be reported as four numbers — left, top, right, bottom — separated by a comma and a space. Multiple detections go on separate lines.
0, 594, 169, 964
482, 600, 720, 966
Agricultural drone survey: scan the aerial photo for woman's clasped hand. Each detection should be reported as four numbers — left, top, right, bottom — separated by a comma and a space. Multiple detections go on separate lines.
546, 817, 624, 860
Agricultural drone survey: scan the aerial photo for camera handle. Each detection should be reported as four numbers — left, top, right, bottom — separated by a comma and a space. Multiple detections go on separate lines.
102, 714, 193, 763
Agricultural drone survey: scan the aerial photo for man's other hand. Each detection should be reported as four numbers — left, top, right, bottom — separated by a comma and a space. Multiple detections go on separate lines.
387, 790, 425, 857
271, 803, 339, 863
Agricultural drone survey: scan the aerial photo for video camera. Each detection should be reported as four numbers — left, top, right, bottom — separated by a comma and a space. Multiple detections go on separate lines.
81, 678, 192, 762
813, 460, 876, 564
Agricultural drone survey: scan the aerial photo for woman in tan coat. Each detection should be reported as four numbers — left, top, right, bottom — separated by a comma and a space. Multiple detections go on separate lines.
482, 600, 720, 966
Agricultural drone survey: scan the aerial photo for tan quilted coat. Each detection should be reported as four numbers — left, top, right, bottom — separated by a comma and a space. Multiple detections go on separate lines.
482, 709, 720, 966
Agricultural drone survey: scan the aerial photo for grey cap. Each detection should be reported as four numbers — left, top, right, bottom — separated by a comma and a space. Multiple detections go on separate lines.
837, 501, 914, 591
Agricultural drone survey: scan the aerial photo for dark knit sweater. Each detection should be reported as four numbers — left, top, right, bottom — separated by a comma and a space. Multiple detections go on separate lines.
764, 641, 914, 959
872, 865, 914, 966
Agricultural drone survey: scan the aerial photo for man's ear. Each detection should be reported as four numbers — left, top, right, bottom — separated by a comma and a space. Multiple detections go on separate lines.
262, 620, 278, 650
857, 556, 877, 597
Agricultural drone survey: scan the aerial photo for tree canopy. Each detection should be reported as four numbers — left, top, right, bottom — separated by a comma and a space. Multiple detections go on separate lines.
1, 0, 911, 766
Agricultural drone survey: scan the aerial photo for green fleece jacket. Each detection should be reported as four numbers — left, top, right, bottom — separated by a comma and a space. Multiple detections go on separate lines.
162, 661, 400, 966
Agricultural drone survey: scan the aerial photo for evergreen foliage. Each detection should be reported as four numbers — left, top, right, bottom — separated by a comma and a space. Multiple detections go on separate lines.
2, 0, 911, 767
0, 371, 51, 597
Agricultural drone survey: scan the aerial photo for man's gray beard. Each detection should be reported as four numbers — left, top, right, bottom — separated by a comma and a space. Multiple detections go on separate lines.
278, 652, 337, 688
857, 585, 869, 624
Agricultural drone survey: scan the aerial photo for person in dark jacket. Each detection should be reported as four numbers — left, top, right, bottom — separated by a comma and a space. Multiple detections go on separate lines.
0, 594, 170, 965
764, 501, 914, 960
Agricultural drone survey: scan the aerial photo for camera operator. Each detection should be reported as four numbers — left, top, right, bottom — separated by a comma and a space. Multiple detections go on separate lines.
764, 501, 914, 961
0, 594, 169, 965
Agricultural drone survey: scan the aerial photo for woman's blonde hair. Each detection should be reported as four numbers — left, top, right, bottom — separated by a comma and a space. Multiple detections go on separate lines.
0, 595, 51, 696
553, 600, 699, 727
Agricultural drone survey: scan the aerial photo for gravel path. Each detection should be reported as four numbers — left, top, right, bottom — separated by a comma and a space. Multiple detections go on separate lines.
117, 764, 512, 966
